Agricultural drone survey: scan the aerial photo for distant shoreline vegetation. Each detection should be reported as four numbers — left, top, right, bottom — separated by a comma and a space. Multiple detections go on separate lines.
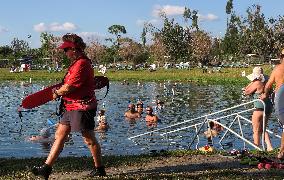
0, 65, 273, 86
1, 3, 282, 75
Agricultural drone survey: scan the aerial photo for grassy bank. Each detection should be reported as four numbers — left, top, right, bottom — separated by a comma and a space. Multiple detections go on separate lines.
1, 150, 284, 179
0, 65, 273, 85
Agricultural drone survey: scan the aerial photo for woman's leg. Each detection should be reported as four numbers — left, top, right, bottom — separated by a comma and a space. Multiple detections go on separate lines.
45, 123, 71, 166
32, 123, 71, 179
82, 130, 106, 176
263, 115, 273, 151
278, 133, 284, 159
82, 130, 103, 168
252, 111, 262, 146
264, 131, 273, 151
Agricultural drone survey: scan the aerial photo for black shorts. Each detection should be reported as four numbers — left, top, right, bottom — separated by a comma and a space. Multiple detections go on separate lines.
60, 110, 96, 132
254, 108, 272, 116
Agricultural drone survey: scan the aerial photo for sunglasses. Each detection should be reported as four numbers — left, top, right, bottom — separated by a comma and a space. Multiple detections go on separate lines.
63, 48, 72, 53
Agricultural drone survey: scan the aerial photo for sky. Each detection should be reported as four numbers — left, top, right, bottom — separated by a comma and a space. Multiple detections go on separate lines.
0, 0, 283, 48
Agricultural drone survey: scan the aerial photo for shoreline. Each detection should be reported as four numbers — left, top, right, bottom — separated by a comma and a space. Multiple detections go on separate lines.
1, 150, 284, 179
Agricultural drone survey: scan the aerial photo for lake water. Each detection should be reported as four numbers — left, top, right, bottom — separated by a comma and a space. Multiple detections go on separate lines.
0, 81, 281, 158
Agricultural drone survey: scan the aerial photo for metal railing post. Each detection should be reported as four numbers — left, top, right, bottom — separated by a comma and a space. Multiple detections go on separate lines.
260, 99, 266, 151
188, 116, 208, 149
194, 124, 200, 149
219, 116, 237, 143
236, 114, 246, 149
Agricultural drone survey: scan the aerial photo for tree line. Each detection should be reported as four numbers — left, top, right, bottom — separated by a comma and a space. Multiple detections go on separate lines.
0, 1, 284, 68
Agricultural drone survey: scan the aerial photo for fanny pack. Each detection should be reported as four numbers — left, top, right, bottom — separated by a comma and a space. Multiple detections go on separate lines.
64, 97, 97, 111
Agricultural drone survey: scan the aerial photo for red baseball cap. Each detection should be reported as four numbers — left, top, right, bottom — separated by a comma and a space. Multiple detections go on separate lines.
58, 41, 76, 49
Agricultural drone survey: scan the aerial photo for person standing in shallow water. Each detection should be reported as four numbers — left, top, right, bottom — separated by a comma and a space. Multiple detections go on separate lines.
124, 103, 141, 119
31, 33, 106, 179
145, 106, 158, 122
136, 100, 144, 114
145, 106, 159, 127
96, 109, 109, 132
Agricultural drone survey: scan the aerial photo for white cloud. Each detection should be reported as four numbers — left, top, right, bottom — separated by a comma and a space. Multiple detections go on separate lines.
152, 5, 185, 18
33, 23, 46, 32
50, 22, 77, 31
78, 32, 107, 43
198, 13, 218, 21
0, 26, 9, 33
33, 22, 78, 32
151, 5, 218, 22
79, 32, 106, 39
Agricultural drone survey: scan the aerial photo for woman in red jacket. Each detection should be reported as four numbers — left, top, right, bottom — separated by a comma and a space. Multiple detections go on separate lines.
32, 33, 106, 179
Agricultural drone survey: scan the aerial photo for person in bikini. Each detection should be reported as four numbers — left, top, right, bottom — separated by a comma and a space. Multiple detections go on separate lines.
244, 66, 273, 151
261, 49, 284, 159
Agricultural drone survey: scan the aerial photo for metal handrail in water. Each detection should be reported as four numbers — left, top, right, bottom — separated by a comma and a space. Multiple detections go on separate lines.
129, 101, 254, 140
129, 99, 280, 151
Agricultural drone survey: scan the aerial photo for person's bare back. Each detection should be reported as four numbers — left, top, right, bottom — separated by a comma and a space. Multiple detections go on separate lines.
272, 63, 284, 91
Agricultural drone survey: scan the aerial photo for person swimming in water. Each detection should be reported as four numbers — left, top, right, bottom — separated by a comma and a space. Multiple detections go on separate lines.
156, 99, 165, 110
136, 100, 144, 114
29, 127, 52, 141
145, 106, 159, 128
204, 121, 223, 145
124, 103, 141, 120
145, 106, 159, 122
96, 110, 109, 132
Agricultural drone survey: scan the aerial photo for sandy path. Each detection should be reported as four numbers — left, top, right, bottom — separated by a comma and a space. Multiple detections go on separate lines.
45, 154, 279, 179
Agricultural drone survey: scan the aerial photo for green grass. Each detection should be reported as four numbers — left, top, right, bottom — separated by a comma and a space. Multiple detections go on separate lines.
0, 150, 195, 179
0, 65, 273, 86
0, 69, 64, 82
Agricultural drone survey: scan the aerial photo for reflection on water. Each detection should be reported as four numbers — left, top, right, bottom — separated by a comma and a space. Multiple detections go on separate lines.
0, 81, 281, 158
